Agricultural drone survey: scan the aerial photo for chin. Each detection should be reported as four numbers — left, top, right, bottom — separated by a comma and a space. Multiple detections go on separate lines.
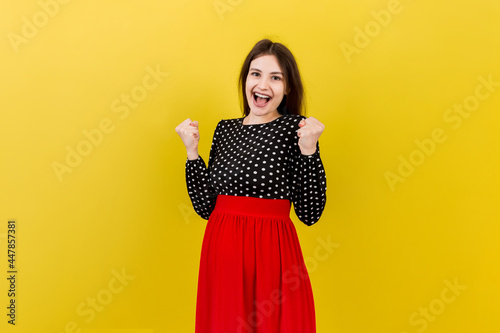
250, 108, 274, 116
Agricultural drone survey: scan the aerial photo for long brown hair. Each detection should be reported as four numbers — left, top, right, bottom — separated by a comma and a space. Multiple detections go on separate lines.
238, 39, 305, 116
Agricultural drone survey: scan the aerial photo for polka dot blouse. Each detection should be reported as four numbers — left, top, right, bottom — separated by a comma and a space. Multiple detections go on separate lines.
185, 114, 327, 226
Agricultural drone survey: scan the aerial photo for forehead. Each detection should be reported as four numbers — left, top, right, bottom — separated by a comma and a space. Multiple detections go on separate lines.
250, 55, 283, 73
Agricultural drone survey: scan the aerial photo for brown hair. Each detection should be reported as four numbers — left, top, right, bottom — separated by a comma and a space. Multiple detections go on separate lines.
238, 39, 305, 116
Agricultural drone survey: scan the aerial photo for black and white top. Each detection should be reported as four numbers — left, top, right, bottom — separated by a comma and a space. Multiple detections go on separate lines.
185, 114, 327, 226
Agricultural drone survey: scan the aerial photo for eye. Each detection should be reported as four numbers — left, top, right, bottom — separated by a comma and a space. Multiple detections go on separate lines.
272, 76, 282, 81
251, 72, 260, 76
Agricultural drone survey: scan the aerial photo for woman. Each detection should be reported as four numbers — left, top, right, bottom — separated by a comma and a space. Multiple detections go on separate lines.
175, 39, 327, 332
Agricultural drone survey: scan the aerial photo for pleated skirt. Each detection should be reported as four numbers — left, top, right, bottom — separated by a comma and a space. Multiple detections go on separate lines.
195, 194, 316, 333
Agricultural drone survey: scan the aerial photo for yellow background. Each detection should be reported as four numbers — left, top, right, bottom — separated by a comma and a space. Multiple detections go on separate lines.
1, 0, 499, 332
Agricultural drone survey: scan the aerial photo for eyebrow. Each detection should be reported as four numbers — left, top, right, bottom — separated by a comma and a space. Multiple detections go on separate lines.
249, 68, 284, 75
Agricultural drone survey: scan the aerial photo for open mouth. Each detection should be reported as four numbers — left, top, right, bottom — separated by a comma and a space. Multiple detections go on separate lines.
253, 92, 272, 107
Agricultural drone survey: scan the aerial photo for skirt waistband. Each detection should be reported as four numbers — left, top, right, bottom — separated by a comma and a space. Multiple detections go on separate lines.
213, 194, 291, 218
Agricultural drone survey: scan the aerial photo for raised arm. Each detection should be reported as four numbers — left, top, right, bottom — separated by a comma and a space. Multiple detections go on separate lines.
290, 116, 327, 226
176, 119, 221, 219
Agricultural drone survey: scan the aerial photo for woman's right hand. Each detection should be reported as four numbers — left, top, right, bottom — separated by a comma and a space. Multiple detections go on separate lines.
175, 118, 200, 160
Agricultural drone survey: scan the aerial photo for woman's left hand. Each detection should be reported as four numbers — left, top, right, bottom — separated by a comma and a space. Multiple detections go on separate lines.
297, 116, 325, 155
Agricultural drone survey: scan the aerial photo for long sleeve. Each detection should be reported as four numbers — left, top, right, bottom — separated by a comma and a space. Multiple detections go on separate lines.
289, 140, 327, 226
185, 121, 221, 219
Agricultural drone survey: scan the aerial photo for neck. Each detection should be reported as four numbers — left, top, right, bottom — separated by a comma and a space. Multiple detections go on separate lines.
244, 111, 281, 125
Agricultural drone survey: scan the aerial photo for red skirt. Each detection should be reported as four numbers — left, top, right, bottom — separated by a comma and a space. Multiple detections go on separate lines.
195, 194, 316, 333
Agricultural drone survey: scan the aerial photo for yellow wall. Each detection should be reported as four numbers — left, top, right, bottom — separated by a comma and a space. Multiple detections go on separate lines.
1, 0, 499, 332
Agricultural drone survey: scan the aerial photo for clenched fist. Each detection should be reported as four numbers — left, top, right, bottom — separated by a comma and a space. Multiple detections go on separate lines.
297, 116, 325, 155
175, 118, 200, 160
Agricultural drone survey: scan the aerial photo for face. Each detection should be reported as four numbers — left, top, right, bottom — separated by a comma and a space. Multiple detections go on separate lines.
245, 54, 287, 118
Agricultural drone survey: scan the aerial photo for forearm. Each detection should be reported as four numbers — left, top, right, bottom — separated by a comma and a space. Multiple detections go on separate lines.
185, 156, 216, 219
292, 150, 327, 225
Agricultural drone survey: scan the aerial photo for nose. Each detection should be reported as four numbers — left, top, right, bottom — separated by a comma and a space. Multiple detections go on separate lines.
257, 76, 270, 90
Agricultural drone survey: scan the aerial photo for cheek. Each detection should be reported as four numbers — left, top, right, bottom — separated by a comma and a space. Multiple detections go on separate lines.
246, 77, 256, 88
245, 78, 254, 91
274, 83, 285, 97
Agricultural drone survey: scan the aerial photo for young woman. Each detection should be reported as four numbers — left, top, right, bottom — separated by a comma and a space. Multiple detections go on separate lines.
175, 39, 327, 332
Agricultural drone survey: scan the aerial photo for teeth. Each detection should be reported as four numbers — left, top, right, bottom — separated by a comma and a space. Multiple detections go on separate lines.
255, 92, 271, 99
